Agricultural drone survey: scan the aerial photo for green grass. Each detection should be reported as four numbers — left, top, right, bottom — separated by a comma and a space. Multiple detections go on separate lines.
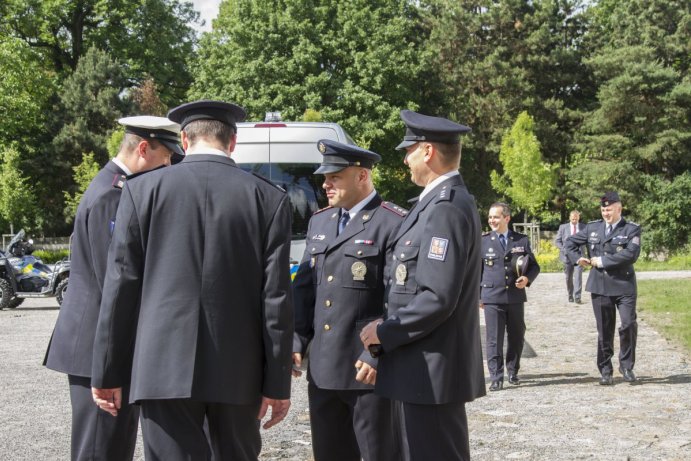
638, 279, 691, 351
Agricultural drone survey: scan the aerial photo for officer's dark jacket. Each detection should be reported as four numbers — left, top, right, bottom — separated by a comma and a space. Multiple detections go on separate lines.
375, 175, 486, 405
480, 231, 540, 304
91, 154, 294, 404
44, 161, 126, 376
293, 195, 405, 390
565, 218, 641, 296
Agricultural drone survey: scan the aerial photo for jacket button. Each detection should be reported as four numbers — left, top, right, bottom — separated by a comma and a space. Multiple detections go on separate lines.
325, 300, 332, 307
324, 324, 331, 331
327, 275, 334, 282
400, 253, 405, 258
357, 250, 363, 255
505, 276, 509, 280
505, 286, 509, 289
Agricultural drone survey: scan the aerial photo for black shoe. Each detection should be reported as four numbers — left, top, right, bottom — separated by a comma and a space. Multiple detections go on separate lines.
568, 296, 574, 303
619, 367, 637, 382
508, 374, 520, 385
599, 373, 613, 385
574, 298, 581, 304
489, 380, 503, 391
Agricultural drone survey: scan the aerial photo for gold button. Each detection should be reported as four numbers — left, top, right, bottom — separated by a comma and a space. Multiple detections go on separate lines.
324, 324, 331, 331
505, 286, 509, 289
400, 253, 405, 258
311, 247, 316, 251
327, 275, 334, 282
325, 300, 332, 307
357, 250, 363, 255
505, 276, 509, 280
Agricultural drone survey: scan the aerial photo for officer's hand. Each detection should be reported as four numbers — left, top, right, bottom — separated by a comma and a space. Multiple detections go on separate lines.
590, 256, 602, 268
360, 320, 382, 348
355, 360, 377, 385
258, 397, 291, 429
515, 276, 528, 289
479, 302, 484, 310
291, 353, 303, 378
92, 387, 122, 417
577, 257, 591, 268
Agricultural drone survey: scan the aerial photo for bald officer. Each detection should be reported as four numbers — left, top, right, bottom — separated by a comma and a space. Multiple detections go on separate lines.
361, 110, 485, 461
91, 101, 294, 460
44, 116, 181, 460
292, 140, 404, 461
565, 191, 641, 385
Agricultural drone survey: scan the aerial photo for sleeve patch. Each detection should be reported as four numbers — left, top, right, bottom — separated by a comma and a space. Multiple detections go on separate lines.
631, 236, 640, 246
428, 237, 449, 261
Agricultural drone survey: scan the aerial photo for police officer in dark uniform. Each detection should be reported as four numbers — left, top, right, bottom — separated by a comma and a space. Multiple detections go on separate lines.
44, 115, 182, 460
564, 191, 641, 385
91, 101, 294, 460
361, 110, 485, 461
480, 202, 540, 391
292, 139, 404, 461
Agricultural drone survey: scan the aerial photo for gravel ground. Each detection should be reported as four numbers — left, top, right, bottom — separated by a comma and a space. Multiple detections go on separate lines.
1, 271, 689, 460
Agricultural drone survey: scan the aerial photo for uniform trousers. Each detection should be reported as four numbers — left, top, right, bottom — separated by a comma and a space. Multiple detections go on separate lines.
483, 302, 525, 380
68, 375, 139, 461
563, 262, 583, 300
393, 400, 469, 461
307, 381, 397, 461
591, 294, 638, 374
139, 398, 261, 461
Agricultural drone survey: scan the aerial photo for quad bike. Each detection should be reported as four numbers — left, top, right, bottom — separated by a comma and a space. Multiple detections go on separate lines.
0, 230, 70, 309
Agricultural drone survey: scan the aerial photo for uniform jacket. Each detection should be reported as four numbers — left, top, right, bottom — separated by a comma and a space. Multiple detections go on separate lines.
91, 154, 294, 404
375, 175, 486, 405
44, 161, 126, 377
565, 218, 641, 296
555, 222, 586, 263
480, 230, 540, 305
293, 195, 405, 390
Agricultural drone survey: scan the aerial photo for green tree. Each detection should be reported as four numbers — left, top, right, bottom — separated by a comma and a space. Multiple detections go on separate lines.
191, 0, 431, 203
63, 152, 101, 223
491, 112, 555, 221
0, 147, 38, 232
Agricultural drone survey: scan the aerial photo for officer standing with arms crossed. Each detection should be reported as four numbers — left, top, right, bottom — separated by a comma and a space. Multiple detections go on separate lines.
91, 101, 294, 460
480, 202, 540, 391
44, 116, 183, 460
360, 110, 485, 461
565, 192, 641, 385
292, 139, 404, 461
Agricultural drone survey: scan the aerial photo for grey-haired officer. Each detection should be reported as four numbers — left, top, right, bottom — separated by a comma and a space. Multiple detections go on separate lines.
293, 139, 405, 461
564, 191, 641, 385
360, 110, 485, 461
44, 115, 181, 461
480, 202, 540, 391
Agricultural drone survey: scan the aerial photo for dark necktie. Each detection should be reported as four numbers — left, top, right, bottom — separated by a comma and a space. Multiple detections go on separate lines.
338, 211, 350, 235
499, 234, 506, 249
606, 225, 612, 236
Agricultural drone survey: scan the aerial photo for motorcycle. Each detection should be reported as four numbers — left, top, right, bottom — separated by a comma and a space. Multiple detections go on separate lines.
0, 230, 70, 309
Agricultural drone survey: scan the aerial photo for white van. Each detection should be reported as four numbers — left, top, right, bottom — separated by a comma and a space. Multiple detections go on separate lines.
232, 118, 355, 270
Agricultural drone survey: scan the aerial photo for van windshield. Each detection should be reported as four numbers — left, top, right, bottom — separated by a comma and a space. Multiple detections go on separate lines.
239, 163, 327, 239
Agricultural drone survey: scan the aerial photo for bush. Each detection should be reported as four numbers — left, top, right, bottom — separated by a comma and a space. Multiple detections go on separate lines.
535, 240, 563, 273
33, 249, 70, 263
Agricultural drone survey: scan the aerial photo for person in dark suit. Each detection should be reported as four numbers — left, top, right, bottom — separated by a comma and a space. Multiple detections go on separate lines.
292, 139, 404, 461
360, 110, 485, 461
44, 115, 182, 460
480, 202, 540, 391
555, 210, 586, 303
564, 191, 641, 385
90, 101, 294, 460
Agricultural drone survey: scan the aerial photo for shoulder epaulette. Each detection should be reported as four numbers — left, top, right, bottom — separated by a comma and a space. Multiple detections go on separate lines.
312, 205, 334, 215
112, 174, 126, 189
482, 231, 491, 237
251, 172, 286, 193
627, 221, 640, 227
381, 201, 407, 216
588, 219, 602, 224
436, 185, 453, 202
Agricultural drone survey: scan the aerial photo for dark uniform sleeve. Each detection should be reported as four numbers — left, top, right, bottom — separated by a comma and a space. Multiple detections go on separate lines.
378, 202, 470, 351
564, 226, 589, 266
91, 185, 144, 389
602, 224, 641, 269
261, 195, 294, 400
292, 220, 316, 356
524, 239, 540, 286
86, 188, 121, 292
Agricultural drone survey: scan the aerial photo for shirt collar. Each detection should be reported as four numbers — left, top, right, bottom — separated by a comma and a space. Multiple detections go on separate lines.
186, 145, 228, 157
344, 189, 377, 219
111, 157, 132, 176
420, 171, 460, 200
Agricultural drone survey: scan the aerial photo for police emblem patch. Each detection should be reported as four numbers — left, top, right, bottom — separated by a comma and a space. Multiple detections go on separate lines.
395, 264, 407, 285
428, 237, 449, 261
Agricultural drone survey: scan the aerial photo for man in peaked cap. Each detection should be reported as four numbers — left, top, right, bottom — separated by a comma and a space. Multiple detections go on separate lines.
91, 100, 294, 460
44, 115, 179, 461
361, 110, 485, 460
292, 139, 405, 461
564, 191, 642, 385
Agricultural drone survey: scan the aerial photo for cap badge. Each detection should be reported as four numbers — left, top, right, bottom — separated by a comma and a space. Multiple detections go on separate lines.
318, 141, 327, 153
351, 262, 367, 281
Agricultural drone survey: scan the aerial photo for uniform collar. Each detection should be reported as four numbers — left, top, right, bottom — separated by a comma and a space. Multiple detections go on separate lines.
111, 157, 132, 175
419, 171, 459, 200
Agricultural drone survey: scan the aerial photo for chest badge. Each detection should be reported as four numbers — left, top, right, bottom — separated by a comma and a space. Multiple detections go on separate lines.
351, 261, 367, 281
395, 264, 407, 285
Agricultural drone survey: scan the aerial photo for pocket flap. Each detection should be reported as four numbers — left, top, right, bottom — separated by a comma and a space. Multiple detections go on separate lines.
394, 245, 419, 262
344, 244, 380, 258
308, 242, 327, 255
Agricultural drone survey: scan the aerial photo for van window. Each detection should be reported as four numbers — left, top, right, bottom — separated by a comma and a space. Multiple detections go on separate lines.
240, 163, 327, 239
